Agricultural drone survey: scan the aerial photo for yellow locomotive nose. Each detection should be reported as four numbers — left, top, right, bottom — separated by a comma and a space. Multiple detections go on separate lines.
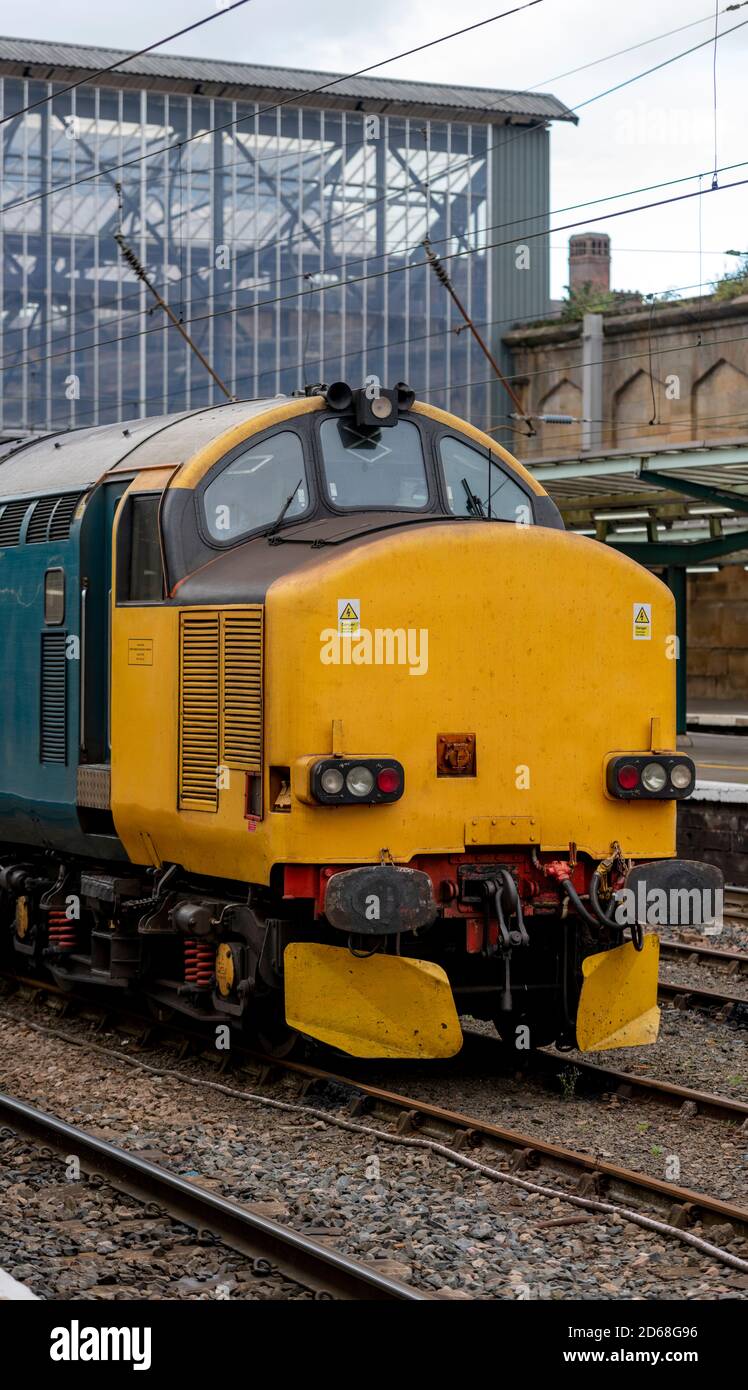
266, 518, 676, 868
259, 519, 676, 1057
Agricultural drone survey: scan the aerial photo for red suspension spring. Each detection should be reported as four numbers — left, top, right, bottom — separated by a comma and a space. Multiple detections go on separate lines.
184, 937, 214, 988
48, 909, 77, 951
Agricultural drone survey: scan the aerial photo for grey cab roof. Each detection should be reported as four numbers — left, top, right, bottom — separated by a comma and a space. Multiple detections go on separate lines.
0, 399, 289, 500
0, 37, 576, 125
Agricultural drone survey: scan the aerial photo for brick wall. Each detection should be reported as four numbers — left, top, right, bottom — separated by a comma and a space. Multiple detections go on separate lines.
688, 566, 748, 701
677, 799, 747, 883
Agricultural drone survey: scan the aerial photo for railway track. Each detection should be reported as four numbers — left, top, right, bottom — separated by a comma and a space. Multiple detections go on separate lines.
658, 977, 748, 1018
0, 1089, 425, 1301
459, 1032, 748, 1127
725, 887, 748, 921
1, 973, 747, 1250
660, 939, 748, 974
2, 984, 739, 1256
238, 1051, 748, 1253
653, 938, 748, 1020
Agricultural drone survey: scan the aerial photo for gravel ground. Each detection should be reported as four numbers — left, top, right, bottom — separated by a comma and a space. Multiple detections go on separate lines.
463, 1003, 747, 1126
0, 1129, 315, 1301
0, 999, 745, 1301
668, 916, 748, 953
359, 1008, 748, 1205
561, 1004, 748, 1099
658, 956, 748, 1003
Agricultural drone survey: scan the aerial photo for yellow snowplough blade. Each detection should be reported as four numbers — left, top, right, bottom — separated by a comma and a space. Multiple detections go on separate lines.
284, 942, 463, 1059
576, 933, 660, 1051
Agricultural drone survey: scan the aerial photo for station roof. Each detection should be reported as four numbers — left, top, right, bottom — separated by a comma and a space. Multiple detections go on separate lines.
528, 437, 748, 568
0, 36, 577, 126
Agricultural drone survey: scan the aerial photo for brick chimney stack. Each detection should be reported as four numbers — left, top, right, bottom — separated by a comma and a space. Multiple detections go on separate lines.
569, 232, 611, 294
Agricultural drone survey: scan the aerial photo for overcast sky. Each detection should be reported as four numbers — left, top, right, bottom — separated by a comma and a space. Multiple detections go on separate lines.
5, 0, 748, 299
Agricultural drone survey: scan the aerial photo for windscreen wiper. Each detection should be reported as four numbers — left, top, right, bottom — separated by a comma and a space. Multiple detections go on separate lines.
263, 479, 303, 537
461, 477, 486, 519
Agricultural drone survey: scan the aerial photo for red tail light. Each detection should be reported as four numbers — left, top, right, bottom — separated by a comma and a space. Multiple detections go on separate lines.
606, 754, 695, 800
311, 758, 405, 805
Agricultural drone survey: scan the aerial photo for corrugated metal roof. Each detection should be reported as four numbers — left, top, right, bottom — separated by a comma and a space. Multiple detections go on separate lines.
0, 398, 286, 498
0, 36, 576, 124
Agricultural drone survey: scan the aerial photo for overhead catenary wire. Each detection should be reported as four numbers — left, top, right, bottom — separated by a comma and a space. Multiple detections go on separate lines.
713, 0, 721, 188
3, 8, 748, 422
15, 298, 748, 445
20, 273, 748, 434
7, 4, 740, 329
4, 0, 747, 235
3, 171, 747, 384
0, 0, 550, 218
5, 11, 746, 356
11, 146, 748, 367
113, 217, 236, 402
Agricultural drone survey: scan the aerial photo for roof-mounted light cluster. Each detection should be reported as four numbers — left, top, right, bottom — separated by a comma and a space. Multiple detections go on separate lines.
303, 381, 415, 428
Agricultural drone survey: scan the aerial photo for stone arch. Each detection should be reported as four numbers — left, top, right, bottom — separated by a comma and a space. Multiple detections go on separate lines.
536, 376, 582, 454
692, 358, 748, 437
612, 368, 661, 447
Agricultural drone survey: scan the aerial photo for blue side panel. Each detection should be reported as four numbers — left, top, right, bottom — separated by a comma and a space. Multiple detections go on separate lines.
0, 494, 126, 859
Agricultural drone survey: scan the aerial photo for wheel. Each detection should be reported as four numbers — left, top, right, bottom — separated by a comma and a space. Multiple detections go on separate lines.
250, 996, 302, 1059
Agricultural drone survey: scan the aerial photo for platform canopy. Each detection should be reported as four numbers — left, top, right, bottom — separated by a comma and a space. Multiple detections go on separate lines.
528, 437, 748, 570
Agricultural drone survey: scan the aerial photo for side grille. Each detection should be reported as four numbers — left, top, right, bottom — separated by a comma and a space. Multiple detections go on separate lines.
178, 612, 220, 811
0, 499, 31, 546
40, 632, 67, 764
0, 492, 82, 546
49, 492, 82, 540
220, 608, 264, 772
27, 495, 59, 542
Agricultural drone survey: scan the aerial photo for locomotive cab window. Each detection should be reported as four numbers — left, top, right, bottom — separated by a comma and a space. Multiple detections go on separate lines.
320, 417, 428, 510
440, 436, 533, 524
202, 431, 308, 542
118, 494, 164, 602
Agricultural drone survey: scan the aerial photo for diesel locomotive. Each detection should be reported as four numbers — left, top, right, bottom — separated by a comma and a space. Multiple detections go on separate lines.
0, 383, 719, 1057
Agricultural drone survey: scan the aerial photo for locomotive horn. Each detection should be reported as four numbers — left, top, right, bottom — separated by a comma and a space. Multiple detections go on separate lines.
325, 381, 353, 411
395, 381, 416, 410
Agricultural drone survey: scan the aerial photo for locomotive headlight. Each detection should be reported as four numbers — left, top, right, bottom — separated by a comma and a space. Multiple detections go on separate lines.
308, 756, 405, 804
606, 753, 695, 799
320, 767, 345, 795
641, 762, 668, 793
346, 765, 376, 797
371, 396, 394, 421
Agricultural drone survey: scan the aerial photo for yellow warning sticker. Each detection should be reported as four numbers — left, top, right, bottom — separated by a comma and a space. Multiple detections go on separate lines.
633, 602, 652, 641
337, 598, 360, 635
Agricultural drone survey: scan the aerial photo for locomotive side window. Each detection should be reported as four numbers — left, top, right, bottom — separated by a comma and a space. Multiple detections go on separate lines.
202, 432, 308, 541
320, 418, 428, 510
125, 495, 164, 602
44, 568, 65, 625
440, 437, 533, 524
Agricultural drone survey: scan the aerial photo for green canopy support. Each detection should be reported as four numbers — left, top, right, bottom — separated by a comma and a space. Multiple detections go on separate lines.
610, 530, 748, 566
638, 469, 748, 513
664, 565, 688, 735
